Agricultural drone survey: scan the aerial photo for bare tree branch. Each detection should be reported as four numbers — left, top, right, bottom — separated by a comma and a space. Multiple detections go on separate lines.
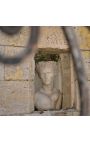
0, 26, 40, 64
62, 26, 90, 115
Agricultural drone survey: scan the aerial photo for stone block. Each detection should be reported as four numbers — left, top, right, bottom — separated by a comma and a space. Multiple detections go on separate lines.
0, 27, 30, 47
82, 51, 90, 81
37, 27, 69, 51
74, 81, 80, 111
4, 46, 35, 80
74, 27, 90, 50
60, 53, 71, 109
70, 55, 76, 108
0, 81, 34, 115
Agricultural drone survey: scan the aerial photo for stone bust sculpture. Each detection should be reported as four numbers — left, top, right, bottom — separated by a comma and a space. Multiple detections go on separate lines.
35, 61, 62, 111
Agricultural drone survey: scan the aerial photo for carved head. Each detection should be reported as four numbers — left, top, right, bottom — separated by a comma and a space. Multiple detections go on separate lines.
36, 61, 57, 85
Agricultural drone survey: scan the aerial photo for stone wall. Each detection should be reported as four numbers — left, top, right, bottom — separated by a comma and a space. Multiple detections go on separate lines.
0, 26, 89, 115
0, 27, 34, 115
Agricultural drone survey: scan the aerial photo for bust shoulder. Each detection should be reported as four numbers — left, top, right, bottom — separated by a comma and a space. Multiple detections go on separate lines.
35, 90, 53, 111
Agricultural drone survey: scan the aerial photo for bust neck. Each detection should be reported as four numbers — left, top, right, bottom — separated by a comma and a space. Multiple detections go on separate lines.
41, 83, 54, 95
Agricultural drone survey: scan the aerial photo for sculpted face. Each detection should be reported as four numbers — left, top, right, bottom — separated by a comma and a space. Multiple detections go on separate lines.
36, 61, 56, 85
40, 67, 54, 85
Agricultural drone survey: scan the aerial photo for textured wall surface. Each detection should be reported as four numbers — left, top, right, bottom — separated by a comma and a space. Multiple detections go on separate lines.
0, 26, 89, 115
0, 27, 35, 115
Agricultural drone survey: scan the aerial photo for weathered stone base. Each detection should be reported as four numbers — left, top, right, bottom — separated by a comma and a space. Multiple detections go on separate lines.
21, 109, 80, 116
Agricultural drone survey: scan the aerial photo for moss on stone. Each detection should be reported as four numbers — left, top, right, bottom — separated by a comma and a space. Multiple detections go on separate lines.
35, 51, 59, 63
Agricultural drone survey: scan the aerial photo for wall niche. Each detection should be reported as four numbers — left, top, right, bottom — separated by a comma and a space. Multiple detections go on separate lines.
33, 49, 80, 116
34, 50, 62, 115
34, 50, 74, 115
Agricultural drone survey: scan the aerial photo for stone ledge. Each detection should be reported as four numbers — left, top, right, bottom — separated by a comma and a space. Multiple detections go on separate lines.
22, 109, 80, 116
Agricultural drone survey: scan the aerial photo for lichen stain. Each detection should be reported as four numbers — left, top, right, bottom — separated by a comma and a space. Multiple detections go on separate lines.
82, 51, 90, 59
7, 67, 24, 80
75, 27, 90, 49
